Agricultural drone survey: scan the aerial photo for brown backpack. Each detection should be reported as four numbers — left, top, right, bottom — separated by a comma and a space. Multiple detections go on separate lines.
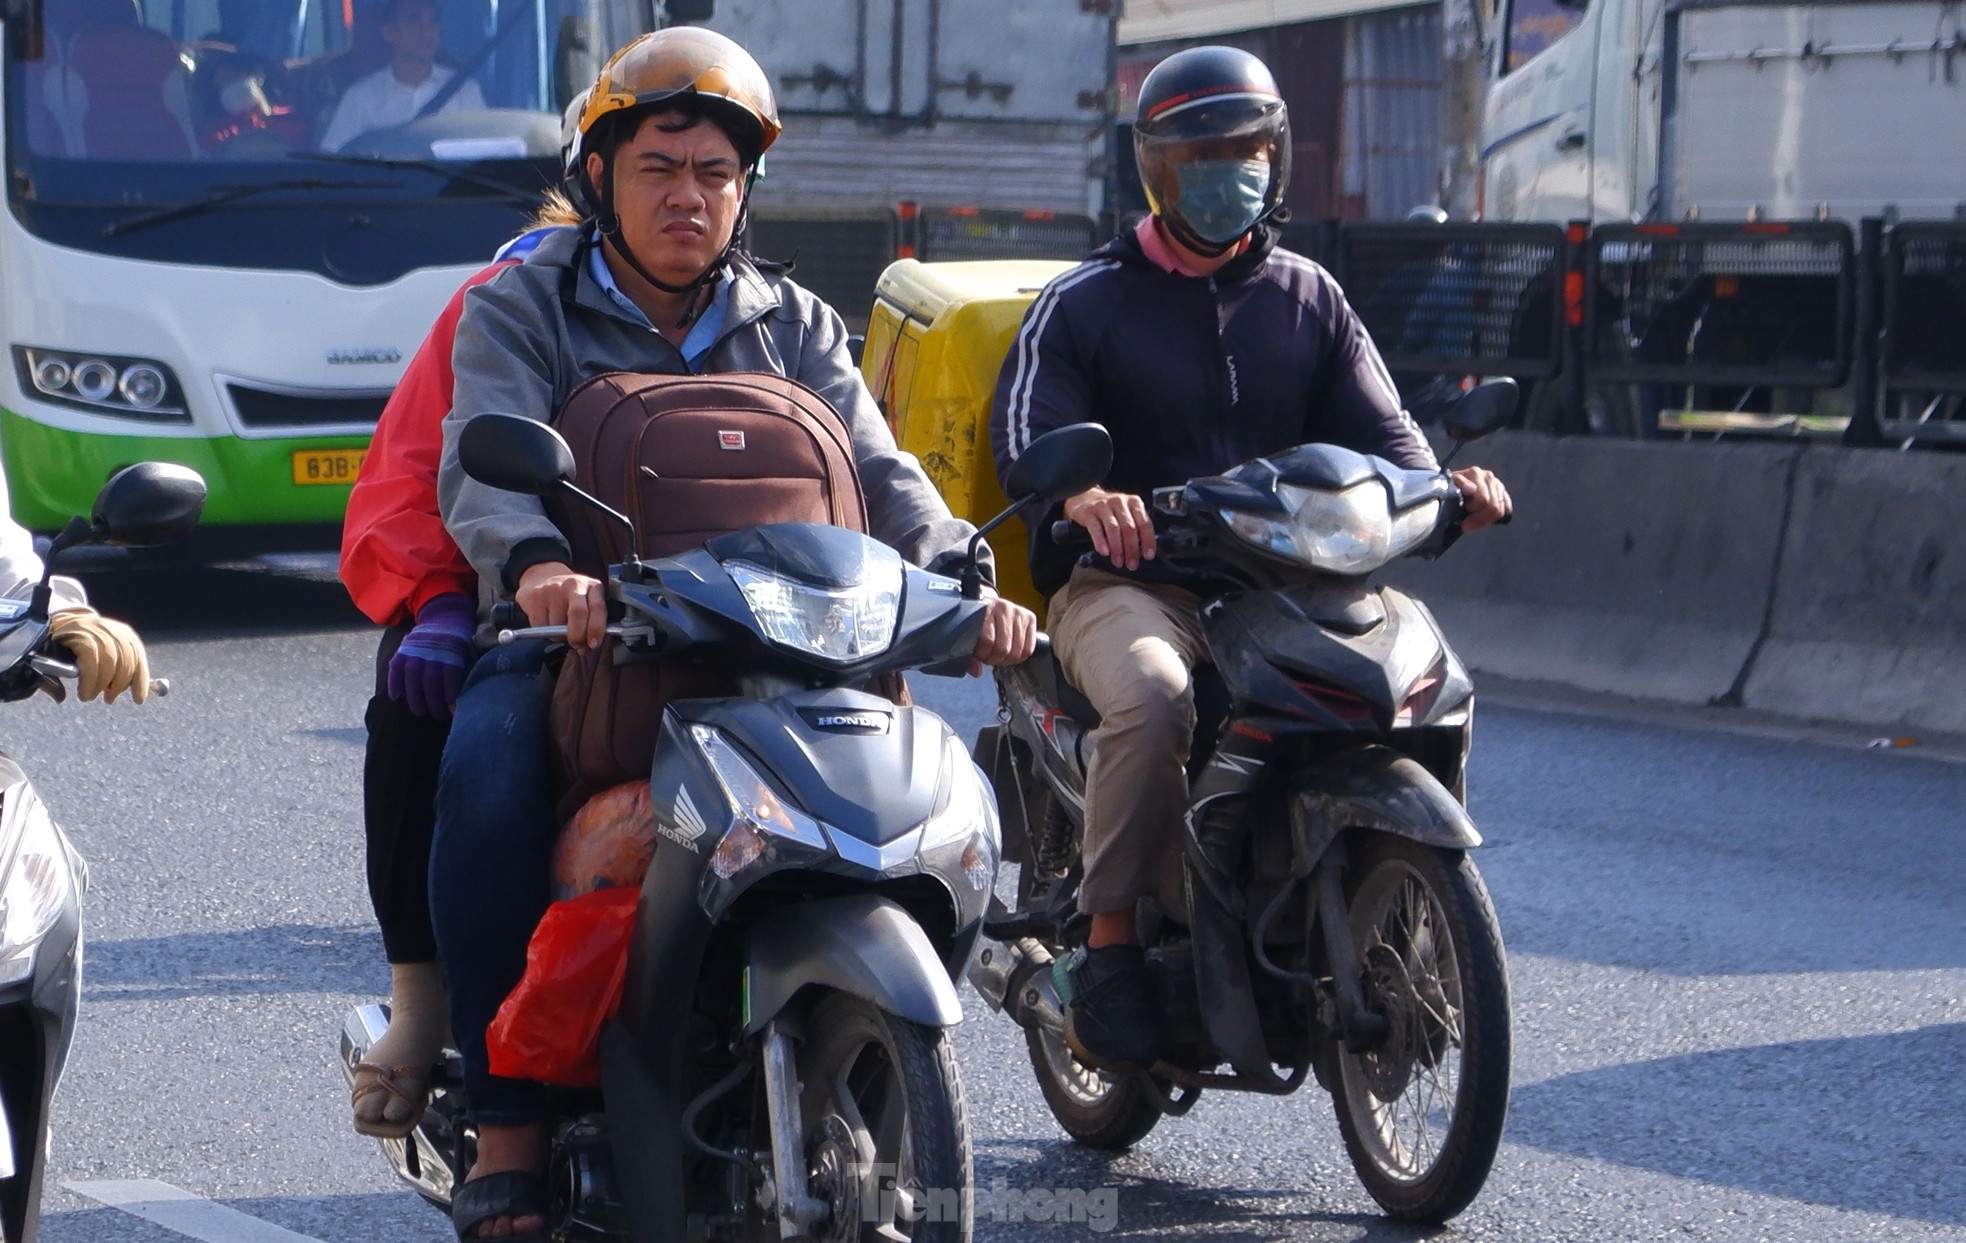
543, 371, 899, 818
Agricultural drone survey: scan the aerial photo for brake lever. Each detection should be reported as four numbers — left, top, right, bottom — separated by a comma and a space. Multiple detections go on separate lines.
496, 623, 650, 647
26, 653, 169, 699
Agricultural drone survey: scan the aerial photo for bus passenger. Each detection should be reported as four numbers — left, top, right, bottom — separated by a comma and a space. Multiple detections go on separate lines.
319, 0, 484, 152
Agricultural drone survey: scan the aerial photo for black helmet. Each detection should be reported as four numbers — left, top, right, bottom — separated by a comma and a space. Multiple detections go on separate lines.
1133, 46, 1290, 256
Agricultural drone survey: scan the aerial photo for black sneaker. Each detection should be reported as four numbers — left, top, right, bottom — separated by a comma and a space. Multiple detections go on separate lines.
1053, 944, 1160, 1073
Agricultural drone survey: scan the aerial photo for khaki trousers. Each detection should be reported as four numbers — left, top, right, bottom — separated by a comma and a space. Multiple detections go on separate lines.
1046, 566, 1208, 914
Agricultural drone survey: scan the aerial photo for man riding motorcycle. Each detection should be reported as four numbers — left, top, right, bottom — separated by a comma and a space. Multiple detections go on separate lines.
987, 45, 1511, 1075
431, 28, 1035, 1242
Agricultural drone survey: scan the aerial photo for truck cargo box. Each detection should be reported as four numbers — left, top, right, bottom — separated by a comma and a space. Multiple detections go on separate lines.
1664, 0, 1966, 221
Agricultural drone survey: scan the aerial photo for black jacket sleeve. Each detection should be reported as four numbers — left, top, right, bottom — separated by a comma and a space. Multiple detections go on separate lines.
990, 268, 1101, 493
1310, 277, 1439, 472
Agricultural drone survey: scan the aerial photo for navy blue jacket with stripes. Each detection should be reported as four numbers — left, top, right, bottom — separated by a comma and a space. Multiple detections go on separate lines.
990, 222, 1439, 598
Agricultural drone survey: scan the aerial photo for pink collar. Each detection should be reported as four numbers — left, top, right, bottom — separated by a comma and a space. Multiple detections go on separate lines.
1134, 216, 1246, 278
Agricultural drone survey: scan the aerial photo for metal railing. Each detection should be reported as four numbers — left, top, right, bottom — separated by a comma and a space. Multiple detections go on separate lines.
1336, 222, 1566, 380
1585, 222, 1855, 388
912, 206, 1098, 263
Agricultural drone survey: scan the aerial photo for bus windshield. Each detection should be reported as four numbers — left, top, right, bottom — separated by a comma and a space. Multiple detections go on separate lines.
4, 0, 647, 278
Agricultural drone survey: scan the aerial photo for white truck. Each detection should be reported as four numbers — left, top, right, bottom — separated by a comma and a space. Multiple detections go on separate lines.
688, 0, 1117, 320
1475, 0, 1966, 438
1481, 0, 1966, 225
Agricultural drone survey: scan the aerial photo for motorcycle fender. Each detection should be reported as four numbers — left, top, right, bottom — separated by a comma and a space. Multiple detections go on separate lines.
742, 895, 963, 1034
1290, 745, 1481, 873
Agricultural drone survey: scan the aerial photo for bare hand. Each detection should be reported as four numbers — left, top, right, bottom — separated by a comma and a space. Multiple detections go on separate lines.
1451, 467, 1512, 532
515, 561, 607, 650
967, 589, 1038, 676
1062, 487, 1156, 570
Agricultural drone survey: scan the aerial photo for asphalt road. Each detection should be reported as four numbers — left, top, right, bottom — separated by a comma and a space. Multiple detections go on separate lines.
11, 556, 1963, 1242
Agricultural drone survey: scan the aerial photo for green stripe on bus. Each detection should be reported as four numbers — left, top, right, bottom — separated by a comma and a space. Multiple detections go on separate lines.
0, 408, 369, 530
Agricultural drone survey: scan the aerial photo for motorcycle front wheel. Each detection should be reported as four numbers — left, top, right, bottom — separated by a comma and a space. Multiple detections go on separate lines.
1329, 835, 1511, 1223
1023, 1023, 1164, 1151
797, 992, 972, 1242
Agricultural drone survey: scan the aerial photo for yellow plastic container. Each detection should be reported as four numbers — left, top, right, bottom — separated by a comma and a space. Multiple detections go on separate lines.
861, 258, 1074, 614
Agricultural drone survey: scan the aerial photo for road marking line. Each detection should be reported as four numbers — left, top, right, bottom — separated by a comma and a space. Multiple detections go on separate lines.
64, 1180, 326, 1243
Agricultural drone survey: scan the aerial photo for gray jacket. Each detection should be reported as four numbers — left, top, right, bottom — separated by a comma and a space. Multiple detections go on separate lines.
438, 229, 987, 612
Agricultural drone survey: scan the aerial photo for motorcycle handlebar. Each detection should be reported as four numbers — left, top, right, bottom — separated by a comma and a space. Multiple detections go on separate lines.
496, 623, 640, 646
1049, 520, 1090, 548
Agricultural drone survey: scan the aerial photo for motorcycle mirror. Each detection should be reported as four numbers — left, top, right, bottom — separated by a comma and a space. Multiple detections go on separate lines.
458, 413, 576, 495
1004, 423, 1114, 505
88, 462, 207, 547
1442, 378, 1520, 442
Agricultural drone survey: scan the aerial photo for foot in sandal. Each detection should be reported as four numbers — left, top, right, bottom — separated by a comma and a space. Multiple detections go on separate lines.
351, 961, 448, 1137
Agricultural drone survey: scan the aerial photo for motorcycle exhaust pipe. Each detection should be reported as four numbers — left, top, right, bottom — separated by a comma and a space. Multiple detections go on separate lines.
339, 1003, 391, 1085
970, 938, 1065, 1035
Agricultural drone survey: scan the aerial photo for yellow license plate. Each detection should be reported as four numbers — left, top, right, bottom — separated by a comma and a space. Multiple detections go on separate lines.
291, 448, 365, 486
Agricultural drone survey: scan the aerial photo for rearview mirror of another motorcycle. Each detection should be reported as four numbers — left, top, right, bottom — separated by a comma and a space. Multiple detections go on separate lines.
955, 422, 1114, 600
1438, 378, 1519, 467
30, 462, 207, 620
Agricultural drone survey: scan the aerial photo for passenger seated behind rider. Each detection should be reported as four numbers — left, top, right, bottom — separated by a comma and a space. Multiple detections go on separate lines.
318, 0, 483, 152
428, 28, 1036, 1243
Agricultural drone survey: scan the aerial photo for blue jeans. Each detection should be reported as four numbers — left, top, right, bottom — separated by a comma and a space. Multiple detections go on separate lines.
428, 640, 555, 1126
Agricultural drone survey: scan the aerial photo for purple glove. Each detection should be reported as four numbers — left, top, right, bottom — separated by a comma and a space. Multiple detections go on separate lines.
387, 593, 475, 720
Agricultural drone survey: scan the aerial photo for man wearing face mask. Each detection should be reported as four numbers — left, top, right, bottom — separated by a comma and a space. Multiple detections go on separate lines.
989, 45, 1511, 1074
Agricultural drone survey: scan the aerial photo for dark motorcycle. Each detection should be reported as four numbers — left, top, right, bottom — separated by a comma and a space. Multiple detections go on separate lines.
0, 464, 205, 1243
970, 381, 1518, 1223
341, 413, 1112, 1242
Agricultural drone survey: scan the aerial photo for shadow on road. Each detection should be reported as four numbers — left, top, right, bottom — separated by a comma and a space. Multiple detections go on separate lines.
1508, 1022, 1966, 1226
69, 559, 367, 641
971, 1138, 1444, 1241
83, 923, 381, 1002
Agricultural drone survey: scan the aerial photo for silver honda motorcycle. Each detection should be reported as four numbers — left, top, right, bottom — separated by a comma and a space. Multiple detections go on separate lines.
343, 414, 1112, 1242
0, 464, 205, 1243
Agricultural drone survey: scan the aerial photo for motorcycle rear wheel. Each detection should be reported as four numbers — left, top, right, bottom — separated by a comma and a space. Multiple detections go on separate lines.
1023, 1023, 1164, 1151
797, 992, 972, 1242
1329, 836, 1510, 1223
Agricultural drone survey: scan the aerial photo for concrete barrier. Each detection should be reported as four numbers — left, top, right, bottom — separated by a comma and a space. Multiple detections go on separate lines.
1741, 448, 1966, 734
1376, 431, 1966, 736
1384, 432, 1802, 707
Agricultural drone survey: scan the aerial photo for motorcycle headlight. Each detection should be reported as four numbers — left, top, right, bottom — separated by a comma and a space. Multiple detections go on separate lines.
1222, 483, 1438, 575
725, 551, 904, 664
0, 784, 74, 987
918, 736, 1001, 892
691, 725, 830, 885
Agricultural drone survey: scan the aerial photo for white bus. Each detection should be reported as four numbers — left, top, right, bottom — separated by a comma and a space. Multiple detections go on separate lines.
0, 0, 654, 532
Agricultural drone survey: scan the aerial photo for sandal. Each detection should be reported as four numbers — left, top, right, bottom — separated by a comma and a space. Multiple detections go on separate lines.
451, 1169, 550, 1243
349, 1061, 432, 1139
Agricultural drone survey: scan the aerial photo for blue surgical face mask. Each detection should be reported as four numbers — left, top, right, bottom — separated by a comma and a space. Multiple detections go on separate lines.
1173, 158, 1272, 245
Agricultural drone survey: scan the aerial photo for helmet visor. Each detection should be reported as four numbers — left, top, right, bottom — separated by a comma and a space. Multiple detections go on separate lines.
1136, 97, 1289, 245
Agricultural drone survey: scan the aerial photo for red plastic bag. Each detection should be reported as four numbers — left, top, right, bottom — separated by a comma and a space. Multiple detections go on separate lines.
486, 886, 638, 1087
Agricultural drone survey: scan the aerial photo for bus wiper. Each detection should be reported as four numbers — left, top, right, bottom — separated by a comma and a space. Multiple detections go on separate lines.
102, 177, 399, 238
288, 152, 544, 206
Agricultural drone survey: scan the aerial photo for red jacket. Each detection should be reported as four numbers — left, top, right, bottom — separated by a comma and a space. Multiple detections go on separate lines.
340, 261, 514, 624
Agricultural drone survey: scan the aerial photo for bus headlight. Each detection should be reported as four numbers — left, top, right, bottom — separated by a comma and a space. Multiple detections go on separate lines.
118, 364, 170, 409
14, 347, 189, 422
